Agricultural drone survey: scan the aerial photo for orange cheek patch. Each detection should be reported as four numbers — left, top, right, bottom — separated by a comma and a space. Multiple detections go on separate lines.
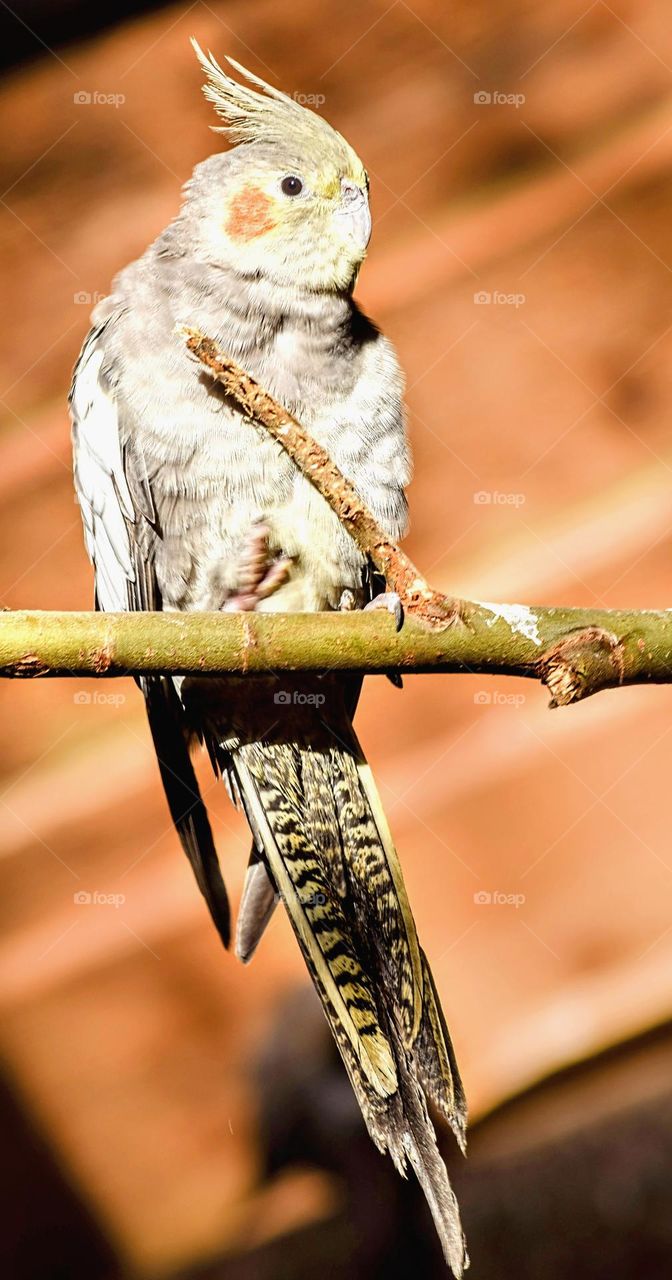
225, 184, 278, 241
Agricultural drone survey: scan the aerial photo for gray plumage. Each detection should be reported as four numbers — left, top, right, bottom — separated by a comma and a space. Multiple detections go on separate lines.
70, 47, 467, 1274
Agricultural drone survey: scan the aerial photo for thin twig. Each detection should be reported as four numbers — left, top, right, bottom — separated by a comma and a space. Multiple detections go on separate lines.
180, 325, 459, 629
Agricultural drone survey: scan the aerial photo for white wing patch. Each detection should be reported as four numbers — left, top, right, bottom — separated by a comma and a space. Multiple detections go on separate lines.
71, 337, 136, 612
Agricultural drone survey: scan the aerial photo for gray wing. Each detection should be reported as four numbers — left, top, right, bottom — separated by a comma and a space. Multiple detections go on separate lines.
70, 325, 231, 947
71, 327, 140, 613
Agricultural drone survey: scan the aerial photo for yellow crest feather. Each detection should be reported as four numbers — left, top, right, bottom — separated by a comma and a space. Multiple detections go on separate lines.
190, 38, 366, 183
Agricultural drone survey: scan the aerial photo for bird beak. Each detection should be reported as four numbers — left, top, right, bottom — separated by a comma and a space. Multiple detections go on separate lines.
336, 178, 372, 252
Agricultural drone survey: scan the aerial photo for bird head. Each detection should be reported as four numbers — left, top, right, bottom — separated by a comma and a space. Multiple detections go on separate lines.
185, 42, 371, 293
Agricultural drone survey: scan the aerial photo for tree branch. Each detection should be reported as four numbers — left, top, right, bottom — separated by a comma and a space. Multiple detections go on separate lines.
4, 329, 670, 707
1, 605, 672, 705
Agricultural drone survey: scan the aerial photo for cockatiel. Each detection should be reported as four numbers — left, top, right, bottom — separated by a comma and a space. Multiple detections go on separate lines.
70, 42, 468, 1274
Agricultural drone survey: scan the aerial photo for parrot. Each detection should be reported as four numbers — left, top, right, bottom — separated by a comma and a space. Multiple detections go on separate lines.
69, 42, 468, 1274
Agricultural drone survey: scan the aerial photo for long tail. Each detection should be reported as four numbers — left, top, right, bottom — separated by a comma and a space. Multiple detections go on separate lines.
228, 727, 468, 1275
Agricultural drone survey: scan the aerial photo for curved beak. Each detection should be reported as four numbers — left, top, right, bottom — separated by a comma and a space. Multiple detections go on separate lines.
336, 178, 371, 252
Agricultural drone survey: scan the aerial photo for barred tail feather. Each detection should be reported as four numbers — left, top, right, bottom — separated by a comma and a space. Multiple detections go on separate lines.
234, 746, 398, 1097
228, 733, 468, 1276
417, 949, 468, 1153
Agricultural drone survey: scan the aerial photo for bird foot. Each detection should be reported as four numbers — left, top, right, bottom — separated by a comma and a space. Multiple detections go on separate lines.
364, 590, 404, 632
222, 523, 292, 612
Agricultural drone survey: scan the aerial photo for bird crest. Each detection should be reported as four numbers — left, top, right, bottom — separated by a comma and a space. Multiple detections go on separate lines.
191, 39, 366, 187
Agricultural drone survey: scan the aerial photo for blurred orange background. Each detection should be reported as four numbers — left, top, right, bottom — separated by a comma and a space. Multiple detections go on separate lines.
2, 2, 672, 1277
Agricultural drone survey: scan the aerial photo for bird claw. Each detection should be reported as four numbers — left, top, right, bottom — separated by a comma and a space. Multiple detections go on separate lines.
222, 522, 292, 612
342, 588, 403, 682
364, 590, 404, 632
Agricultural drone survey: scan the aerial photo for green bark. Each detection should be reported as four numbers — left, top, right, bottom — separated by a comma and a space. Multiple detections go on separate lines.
1, 603, 671, 705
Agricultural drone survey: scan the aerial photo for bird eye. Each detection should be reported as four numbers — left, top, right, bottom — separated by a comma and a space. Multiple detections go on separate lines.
281, 175, 303, 197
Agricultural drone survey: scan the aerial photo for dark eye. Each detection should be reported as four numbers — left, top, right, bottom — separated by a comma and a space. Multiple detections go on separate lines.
281, 175, 303, 197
